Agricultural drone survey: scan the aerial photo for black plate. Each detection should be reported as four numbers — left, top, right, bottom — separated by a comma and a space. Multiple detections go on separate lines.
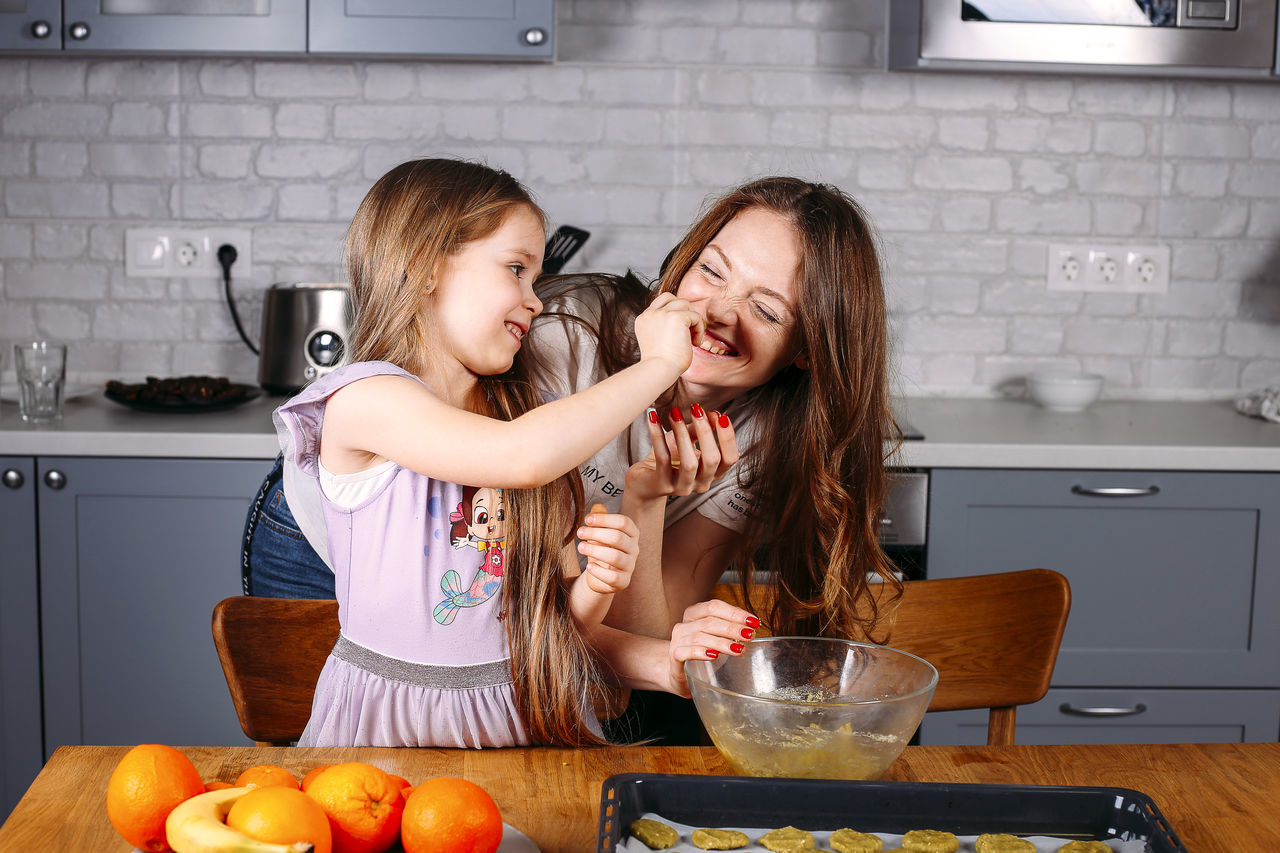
599, 773, 1187, 852
104, 382, 262, 413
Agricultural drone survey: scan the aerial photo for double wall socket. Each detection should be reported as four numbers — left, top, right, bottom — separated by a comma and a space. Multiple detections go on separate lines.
125, 227, 252, 278
1046, 243, 1170, 294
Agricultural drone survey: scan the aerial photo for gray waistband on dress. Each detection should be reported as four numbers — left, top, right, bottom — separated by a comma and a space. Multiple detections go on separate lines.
331, 634, 513, 690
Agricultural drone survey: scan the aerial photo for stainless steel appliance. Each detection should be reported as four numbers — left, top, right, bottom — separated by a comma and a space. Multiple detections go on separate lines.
257, 282, 351, 395
882, 469, 928, 580
887, 0, 1278, 79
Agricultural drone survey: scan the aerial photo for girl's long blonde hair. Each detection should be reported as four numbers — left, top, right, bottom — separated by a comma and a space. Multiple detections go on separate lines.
345, 158, 602, 745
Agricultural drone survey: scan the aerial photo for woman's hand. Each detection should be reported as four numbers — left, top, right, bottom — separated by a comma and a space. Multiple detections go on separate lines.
664, 598, 760, 697
625, 405, 740, 502
633, 292, 705, 374
576, 504, 640, 595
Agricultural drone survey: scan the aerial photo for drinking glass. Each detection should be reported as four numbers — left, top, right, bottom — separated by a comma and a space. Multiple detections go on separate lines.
14, 341, 67, 422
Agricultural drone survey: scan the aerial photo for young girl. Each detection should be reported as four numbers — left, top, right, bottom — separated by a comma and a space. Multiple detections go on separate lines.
274, 158, 752, 748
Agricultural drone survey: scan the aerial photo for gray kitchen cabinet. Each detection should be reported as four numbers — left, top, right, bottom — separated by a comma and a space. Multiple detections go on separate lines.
920, 468, 1280, 745
0, 458, 43, 822
36, 456, 269, 757
2, 0, 305, 54
2, 0, 552, 59
308, 0, 554, 60
0, 1, 61, 52
924, 688, 1280, 746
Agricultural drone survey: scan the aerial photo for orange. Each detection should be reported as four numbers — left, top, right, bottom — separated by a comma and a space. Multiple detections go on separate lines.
105, 743, 206, 852
301, 764, 334, 791
305, 762, 405, 853
226, 786, 332, 853
235, 763, 300, 790
387, 773, 412, 792
205, 780, 233, 791
401, 777, 502, 853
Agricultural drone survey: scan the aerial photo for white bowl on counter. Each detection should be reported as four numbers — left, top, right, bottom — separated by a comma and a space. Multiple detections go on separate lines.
1026, 370, 1104, 412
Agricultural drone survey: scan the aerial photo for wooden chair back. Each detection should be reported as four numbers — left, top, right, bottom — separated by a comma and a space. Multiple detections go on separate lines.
714, 568, 1071, 746
211, 596, 338, 746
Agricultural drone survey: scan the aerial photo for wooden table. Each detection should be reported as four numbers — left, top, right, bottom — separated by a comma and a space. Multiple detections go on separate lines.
2, 742, 1277, 852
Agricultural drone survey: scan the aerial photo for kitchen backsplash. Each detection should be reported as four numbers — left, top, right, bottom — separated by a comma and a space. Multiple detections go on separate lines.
1, 1, 1278, 398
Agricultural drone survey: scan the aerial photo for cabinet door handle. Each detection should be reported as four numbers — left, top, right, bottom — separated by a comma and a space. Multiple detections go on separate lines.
43, 470, 67, 490
1070, 485, 1160, 498
31, 20, 52, 39
68, 21, 90, 40
3, 469, 24, 489
1059, 702, 1148, 717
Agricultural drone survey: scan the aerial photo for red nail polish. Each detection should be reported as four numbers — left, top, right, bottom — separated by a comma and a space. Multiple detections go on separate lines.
718, 413, 730, 429
647, 408, 658, 424
705, 649, 719, 659
741, 628, 754, 639
670, 407, 683, 422
745, 615, 760, 628
730, 643, 744, 654
691, 403, 704, 419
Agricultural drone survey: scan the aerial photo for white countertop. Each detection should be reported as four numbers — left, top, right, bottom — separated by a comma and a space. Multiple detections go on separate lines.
2, 391, 1278, 471
892, 396, 1280, 471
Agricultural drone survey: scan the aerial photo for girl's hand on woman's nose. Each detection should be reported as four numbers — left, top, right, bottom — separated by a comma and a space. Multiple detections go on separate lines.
633, 292, 705, 374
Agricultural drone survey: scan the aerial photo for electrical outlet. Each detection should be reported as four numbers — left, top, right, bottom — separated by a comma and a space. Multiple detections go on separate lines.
1046, 244, 1085, 291
125, 227, 252, 278
1122, 245, 1170, 294
1047, 242, 1168, 294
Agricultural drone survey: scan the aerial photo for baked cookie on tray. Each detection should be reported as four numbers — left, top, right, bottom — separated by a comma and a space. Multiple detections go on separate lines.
976, 833, 1036, 853
901, 829, 960, 853
829, 827, 884, 853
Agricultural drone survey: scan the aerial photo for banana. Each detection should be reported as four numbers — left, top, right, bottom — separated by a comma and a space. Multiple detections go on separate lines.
165, 786, 313, 853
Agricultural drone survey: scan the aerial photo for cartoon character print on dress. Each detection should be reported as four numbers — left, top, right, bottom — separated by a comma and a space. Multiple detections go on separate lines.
434, 486, 507, 625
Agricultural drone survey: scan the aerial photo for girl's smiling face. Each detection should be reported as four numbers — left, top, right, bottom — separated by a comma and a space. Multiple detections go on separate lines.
674, 207, 805, 410
427, 205, 545, 383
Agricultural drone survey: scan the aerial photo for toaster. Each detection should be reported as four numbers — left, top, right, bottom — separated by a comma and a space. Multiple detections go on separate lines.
257, 282, 352, 395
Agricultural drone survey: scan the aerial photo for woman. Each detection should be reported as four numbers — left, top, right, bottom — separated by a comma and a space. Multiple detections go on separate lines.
242, 175, 903, 739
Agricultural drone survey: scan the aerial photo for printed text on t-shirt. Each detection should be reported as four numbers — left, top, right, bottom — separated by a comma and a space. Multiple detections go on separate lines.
581, 464, 624, 496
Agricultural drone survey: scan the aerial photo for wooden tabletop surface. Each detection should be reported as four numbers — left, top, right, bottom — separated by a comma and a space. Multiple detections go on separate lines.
2, 742, 1277, 852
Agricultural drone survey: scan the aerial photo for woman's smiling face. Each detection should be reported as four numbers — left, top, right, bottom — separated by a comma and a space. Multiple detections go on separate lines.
674, 206, 805, 409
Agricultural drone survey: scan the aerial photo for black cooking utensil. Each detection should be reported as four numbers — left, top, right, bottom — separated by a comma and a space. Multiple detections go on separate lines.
543, 225, 590, 274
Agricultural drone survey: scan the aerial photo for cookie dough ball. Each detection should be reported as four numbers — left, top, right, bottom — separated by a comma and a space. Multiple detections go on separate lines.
691, 828, 750, 850
901, 829, 960, 853
629, 818, 679, 850
830, 827, 884, 853
1057, 842, 1113, 853
976, 833, 1036, 853
759, 825, 816, 852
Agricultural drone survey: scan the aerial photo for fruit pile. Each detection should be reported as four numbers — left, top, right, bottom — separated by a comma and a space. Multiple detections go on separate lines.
105, 744, 504, 853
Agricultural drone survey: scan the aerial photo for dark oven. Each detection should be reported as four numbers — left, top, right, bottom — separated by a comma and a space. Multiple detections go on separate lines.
882, 469, 928, 581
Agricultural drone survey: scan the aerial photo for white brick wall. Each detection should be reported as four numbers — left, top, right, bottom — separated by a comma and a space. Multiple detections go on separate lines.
1, 0, 1278, 398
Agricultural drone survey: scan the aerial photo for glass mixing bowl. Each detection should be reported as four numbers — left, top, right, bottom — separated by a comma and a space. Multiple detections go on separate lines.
686, 636, 938, 780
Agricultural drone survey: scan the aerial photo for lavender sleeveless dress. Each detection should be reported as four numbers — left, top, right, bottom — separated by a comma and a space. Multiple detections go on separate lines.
274, 361, 599, 747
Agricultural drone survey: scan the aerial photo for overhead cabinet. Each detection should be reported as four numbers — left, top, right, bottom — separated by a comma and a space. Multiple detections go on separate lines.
0, 0, 306, 54
0, 0, 553, 59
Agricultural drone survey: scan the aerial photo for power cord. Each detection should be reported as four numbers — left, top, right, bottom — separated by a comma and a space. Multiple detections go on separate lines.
218, 243, 258, 355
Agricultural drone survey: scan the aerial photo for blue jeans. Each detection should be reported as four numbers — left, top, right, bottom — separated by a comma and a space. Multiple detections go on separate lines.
240, 455, 335, 599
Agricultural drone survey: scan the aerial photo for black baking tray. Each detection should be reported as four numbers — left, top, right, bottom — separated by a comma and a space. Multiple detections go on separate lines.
598, 773, 1186, 852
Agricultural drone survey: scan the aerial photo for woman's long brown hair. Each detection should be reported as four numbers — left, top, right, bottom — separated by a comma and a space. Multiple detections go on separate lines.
536, 177, 903, 641
345, 158, 604, 745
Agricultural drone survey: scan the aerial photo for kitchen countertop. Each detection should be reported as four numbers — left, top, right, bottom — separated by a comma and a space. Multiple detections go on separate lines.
4, 742, 1280, 851
2, 391, 1279, 471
